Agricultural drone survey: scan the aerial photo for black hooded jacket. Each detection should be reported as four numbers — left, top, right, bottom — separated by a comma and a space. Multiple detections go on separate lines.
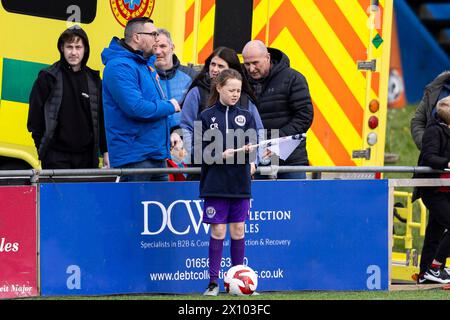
413, 114, 450, 199
246, 48, 313, 165
27, 27, 107, 167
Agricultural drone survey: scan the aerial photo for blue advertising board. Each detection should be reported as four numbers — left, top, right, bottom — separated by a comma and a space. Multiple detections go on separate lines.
40, 180, 389, 295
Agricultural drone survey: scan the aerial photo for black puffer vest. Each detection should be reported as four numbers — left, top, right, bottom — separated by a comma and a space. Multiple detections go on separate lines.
38, 62, 101, 166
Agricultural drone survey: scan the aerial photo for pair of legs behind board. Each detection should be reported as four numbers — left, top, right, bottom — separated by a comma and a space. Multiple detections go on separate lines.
203, 237, 245, 296
417, 193, 450, 284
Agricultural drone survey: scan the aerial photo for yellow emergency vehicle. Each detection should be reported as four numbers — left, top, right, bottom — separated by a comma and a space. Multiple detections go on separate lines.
0, 0, 392, 170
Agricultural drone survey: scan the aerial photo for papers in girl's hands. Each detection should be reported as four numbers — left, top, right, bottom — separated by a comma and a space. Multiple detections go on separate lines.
261, 134, 306, 161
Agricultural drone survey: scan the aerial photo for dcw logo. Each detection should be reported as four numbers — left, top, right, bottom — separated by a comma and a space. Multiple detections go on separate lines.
141, 200, 210, 236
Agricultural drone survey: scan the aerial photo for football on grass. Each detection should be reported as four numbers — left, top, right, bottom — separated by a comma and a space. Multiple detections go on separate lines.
224, 264, 258, 295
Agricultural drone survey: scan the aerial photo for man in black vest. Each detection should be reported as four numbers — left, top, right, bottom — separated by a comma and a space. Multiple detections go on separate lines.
242, 40, 313, 179
28, 27, 108, 169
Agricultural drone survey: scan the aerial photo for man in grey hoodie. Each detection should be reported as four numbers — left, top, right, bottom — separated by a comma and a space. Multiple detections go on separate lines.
411, 71, 450, 150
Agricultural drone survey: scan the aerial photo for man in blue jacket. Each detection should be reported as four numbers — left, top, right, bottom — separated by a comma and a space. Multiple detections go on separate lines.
101, 17, 181, 181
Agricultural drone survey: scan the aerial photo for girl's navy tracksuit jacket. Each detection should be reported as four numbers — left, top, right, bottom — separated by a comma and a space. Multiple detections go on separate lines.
197, 102, 257, 199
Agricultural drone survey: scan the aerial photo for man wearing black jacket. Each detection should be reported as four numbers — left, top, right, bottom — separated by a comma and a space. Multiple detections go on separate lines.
242, 40, 313, 179
410, 71, 450, 283
414, 96, 450, 284
27, 27, 108, 169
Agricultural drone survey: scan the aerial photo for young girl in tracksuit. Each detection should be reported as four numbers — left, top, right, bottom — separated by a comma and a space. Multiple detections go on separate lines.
196, 69, 257, 295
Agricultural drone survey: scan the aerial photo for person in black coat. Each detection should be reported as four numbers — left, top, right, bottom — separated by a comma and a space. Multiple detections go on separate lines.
415, 96, 450, 284
27, 27, 108, 169
242, 40, 313, 179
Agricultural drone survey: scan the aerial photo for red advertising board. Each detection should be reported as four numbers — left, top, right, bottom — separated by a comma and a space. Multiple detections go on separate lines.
0, 186, 37, 298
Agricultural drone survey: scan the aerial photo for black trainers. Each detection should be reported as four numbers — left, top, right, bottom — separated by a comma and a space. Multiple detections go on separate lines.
443, 267, 450, 277
423, 266, 450, 284
203, 282, 219, 296
416, 272, 434, 284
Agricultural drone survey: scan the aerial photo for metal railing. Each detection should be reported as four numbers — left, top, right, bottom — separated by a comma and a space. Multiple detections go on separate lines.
0, 165, 448, 183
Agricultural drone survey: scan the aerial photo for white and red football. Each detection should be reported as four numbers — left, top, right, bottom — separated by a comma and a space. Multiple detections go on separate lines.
224, 264, 258, 295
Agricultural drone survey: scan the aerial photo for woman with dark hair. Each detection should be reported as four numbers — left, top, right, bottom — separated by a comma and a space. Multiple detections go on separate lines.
180, 47, 263, 179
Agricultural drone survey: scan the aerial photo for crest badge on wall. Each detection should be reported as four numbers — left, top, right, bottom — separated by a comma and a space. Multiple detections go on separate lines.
110, 0, 155, 27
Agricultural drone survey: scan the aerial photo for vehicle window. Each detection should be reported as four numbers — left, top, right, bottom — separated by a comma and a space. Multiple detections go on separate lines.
1, 0, 96, 23
214, 0, 252, 53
